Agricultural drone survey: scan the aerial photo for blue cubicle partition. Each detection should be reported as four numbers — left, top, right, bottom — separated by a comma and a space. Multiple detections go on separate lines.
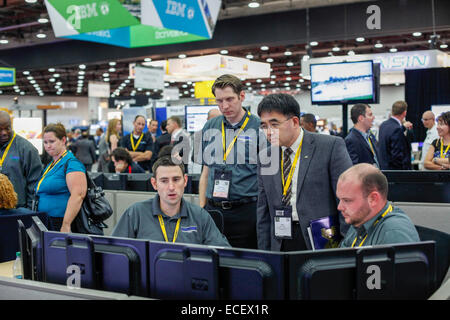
148, 241, 286, 300
42, 231, 150, 297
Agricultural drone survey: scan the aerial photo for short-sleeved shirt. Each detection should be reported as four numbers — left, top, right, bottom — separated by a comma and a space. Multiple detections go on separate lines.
36, 151, 86, 218
431, 138, 450, 159
340, 202, 420, 248
200, 111, 261, 200
112, 195, 231, 247
120, 133, 154, 171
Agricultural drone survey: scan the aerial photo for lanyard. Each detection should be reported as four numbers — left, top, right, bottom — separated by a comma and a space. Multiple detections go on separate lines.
440, 139, 450, 159
351, 204, 393, 248
130, 133, 144, 152
280, 135, 304, 197
158, 215, 181, 243
36, 151, 68, 193
222, 111, 251, 162
0, 132, 16, 167
367, 135, 376, 156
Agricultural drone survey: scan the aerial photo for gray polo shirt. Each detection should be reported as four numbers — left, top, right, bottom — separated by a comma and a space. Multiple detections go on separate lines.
340, 202, 420, 248
111, 195, 231, 247
0, 133, 42, 208
200, 111, 261, 200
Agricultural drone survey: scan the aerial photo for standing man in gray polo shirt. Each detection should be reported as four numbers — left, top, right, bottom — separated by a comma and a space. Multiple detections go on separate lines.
112, 156, 230, 247
0, 111, 42, 208
198, 74, 260, 249
337, 163, 419, 248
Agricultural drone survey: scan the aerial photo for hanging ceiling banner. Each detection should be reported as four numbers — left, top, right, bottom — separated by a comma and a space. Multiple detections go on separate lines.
0, 68, 15, 87
134, 65, 165, 90
44, 0, 221, 48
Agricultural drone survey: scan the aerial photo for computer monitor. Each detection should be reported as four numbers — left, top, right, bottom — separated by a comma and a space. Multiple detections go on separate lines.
382, 170, 450, 203
126, 173, 152, 192
18, 216, 48, 281
102, 173, 127, 190
286, 241, 436, 300
42, 232, 150, 297
149, 241, 286, 300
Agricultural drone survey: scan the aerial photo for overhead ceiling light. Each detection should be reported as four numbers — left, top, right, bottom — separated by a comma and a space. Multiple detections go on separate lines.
310, 41, 319, 46
412, 32, 422, 37
49, 78, 55, 82
256, 79, 262, 83
286, 62, 294, 67
79, 64, 86, 69
109, 68, 116, 72
390, 47, 398, 52
53, 73, 60, 77
332, 46, 340, 52
440, 43, 448, 49
78, 71, 85, 75
248, 1, 260, 8
356, 37, 365, 42
36, 32, 46, 39
48, 68, 55, 72
286, 77, 292, 81
270, 75, 276, 79
23, 71, 30, 75
246, 54, 254, 59
374, 42, 383, 48
0, 38, 9, 44
284, 70, 291, 75
178, 54, 187, 58
103, 73, 109, 78
270, 81, 275, 85
109, 62, 116, 66
266, 58, 274, 63
302, 55, 310, 61
38, 18, 49, 24
219, 49, 228, 55
27, 76, 33, 80
144, 57, 152, 62
260, 46, 269, 51
25, 0, 37, 3
284, 50, 292, 56
347, 50, 355, 56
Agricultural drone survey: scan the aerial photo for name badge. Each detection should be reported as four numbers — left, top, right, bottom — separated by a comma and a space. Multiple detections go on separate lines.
213, 170, 231, 199
274, 206, 293, 239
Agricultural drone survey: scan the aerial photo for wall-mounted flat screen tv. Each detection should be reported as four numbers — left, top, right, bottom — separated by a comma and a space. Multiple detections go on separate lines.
310, 60, 375, 105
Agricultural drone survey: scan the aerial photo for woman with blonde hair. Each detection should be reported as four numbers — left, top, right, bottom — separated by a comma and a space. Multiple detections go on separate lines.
35, 123, 87, 232
98, 118, 122, 172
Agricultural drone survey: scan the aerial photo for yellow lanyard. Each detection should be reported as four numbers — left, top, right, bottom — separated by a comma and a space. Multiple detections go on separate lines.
222, 111, 251, 162
158, 215, 181, 243
440, 139, 450, 159
0, 132, 16, 167
36, 151, 68, 193
281, 135, 304, 197
351, 204, 393, 248
130, 133, 144, 152
367, 135, 376, 156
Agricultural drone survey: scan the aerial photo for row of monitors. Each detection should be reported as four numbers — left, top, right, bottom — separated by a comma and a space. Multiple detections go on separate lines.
89, 171, 450, 203
19, 216, 437, 300
90, 173, 200, 194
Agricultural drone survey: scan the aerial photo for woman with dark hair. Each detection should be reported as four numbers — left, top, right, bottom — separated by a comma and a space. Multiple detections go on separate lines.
424, 111, 450, 170
35, 123, 87, 232
110, 147, 145, 173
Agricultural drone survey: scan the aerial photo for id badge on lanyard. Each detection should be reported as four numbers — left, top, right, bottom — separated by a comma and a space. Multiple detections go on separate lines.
213, 170, 231, 199
274, 206, 293, 239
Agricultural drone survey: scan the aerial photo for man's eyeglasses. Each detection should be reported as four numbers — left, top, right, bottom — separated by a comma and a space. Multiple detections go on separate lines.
421, 118, 434, 122
260, 117, 293, 130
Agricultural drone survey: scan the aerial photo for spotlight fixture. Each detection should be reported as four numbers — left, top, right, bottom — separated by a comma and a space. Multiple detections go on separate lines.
248, 1, 260, 8
284, 50, 292, 56
390, 47, 398, 53
332, 46, 340, 52
356, 37, 365, 42
310, 41, 319, 46
347, 50, 355, 56
220, 49, 228, 55
260, 46, 269, 51
178, 54, 187, 59
412, 32, 422, 37
266, 58, 274, 63
374, 41, 383, 48
246, 54, 254, 59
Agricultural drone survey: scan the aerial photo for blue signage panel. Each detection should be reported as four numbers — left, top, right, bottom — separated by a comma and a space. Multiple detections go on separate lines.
0, 68, 15, 86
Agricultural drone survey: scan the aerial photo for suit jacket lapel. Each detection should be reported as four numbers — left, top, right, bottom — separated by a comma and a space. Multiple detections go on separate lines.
296, 131, 315, 199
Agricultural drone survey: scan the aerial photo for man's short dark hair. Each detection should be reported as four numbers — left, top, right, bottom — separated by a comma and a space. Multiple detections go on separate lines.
152, 156, 185, 177
350, 104, 370, 124
111, 147, 132, 165
257, 93, 301, 119
301, 113, 317, 127
361, 171, 388, 199
161, 120, 167, 131
211, 74, 244, 96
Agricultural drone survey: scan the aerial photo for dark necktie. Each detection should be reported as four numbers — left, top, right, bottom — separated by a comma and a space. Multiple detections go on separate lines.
282, 147, 293, 205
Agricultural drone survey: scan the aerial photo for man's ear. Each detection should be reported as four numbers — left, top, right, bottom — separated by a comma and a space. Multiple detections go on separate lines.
151, 177, 158, 191
184, 174, 188, 188
367, 191, 379, 208
239, 90, 245, 102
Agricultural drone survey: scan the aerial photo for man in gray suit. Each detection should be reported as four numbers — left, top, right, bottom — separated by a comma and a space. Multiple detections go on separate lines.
72, 131, 96, 171
257, 94, 352, 251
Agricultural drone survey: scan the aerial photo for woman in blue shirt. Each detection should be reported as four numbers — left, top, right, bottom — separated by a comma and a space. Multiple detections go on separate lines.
36, 123, 87, 232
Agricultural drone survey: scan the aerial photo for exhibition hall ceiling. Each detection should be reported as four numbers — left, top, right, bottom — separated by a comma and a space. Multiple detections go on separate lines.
0, 0, 449, 99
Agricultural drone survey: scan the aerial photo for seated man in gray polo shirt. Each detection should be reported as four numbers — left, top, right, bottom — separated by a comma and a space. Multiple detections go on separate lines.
337, 163, 420, 248
112, 156, 230, 247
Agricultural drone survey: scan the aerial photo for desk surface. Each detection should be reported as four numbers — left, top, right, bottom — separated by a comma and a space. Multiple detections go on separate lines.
0, 261, 14, 278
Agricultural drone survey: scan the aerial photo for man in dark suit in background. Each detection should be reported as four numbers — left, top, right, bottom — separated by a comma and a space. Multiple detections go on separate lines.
378, 101, 413, 170
257, 94, 352, 252
345, 103, 380, 167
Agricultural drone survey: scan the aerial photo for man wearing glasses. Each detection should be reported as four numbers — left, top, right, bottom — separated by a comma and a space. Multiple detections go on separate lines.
419, 111, 439, 170
256, 94, 352, 252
